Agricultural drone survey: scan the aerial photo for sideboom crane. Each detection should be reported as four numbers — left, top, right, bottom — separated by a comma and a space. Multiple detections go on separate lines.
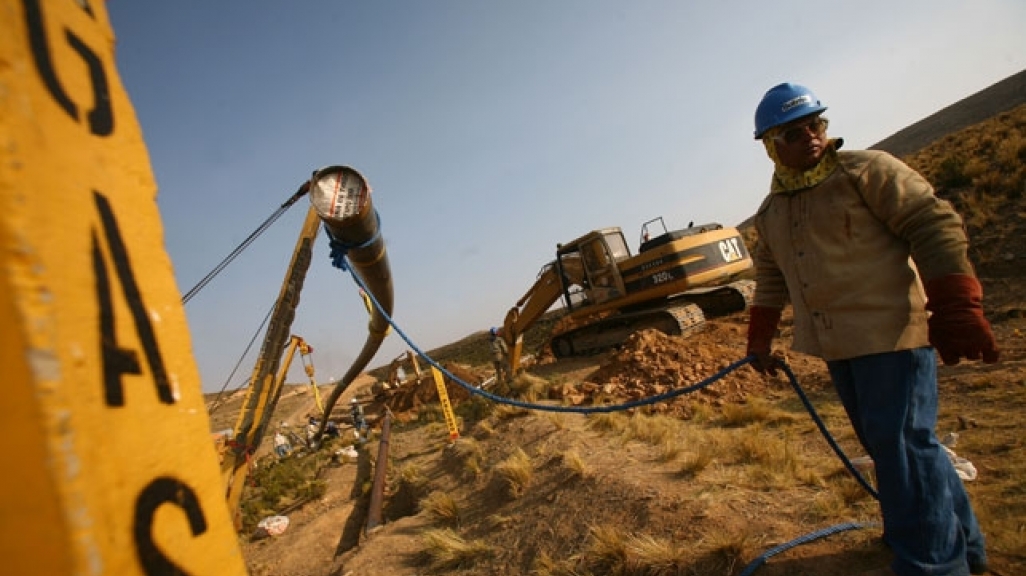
221, 204, 320, 526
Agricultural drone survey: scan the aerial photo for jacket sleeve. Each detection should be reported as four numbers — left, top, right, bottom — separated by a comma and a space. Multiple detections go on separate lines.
854, 152, 974, 281
752, 210, 789, 309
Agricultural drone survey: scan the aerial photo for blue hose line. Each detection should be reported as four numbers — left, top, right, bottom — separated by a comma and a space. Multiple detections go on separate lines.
780, 363, 878, 499
336, 255, 881, 573
738, 522, 879, 576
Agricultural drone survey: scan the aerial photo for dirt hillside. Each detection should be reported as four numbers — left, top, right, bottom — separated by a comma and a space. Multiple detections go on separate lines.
213, 78, 1026, 576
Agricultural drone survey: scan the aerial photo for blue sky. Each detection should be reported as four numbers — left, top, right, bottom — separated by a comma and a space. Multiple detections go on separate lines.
107, 2, 1026, 393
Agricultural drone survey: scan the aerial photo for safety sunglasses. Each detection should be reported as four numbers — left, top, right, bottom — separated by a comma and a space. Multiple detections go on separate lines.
772, 116, 829, 145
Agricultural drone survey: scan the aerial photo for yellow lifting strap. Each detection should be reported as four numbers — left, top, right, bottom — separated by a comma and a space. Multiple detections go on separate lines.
430, 367, 461, 442
298, 338, 326, 415
1, 2, 246, 574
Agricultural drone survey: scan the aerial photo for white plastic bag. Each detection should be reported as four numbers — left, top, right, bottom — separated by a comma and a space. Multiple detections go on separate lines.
256, 515, 290, 536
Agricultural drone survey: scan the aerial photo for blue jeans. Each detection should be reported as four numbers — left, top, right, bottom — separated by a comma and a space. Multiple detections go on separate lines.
827, 348, 985, 576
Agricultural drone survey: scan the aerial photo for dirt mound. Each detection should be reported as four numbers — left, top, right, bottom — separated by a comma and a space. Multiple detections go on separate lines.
382, 363, 482, 415
552, 315, 830, 418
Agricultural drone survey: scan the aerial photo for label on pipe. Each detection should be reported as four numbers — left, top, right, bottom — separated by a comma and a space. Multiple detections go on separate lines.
309, 166, 370, 224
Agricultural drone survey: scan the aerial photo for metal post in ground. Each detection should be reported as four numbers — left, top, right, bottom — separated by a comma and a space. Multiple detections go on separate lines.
364, 412, 392, 534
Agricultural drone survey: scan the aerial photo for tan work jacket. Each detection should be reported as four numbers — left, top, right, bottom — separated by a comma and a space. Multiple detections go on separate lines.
752, 150, 973, 361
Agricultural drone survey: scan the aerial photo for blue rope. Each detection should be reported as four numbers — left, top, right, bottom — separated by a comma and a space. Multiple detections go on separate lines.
738, 521, 879, 576
333, 254, 881, 573
325, 212, 382, 271
780, 362, 879, 499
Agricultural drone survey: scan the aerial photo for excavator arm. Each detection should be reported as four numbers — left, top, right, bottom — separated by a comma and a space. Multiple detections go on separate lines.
502, 256, 586, 372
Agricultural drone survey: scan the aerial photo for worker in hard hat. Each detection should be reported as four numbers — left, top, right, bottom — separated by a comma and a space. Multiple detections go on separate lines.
746, 82, 996, 576
349, 398, 367, 441
489, 327, 511, 384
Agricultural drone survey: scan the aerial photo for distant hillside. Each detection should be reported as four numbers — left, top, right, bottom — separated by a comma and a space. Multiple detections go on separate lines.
871, 69, 1026, 157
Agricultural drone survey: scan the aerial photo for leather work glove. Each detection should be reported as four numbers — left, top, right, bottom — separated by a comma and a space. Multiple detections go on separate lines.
924, 274, 1000, 365
747, 305, 784, 376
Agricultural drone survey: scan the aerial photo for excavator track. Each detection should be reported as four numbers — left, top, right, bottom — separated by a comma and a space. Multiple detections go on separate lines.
550, 302, 706, 359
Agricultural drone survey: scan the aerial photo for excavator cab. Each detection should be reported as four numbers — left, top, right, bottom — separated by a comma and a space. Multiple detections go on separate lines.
547, 228, 626, 310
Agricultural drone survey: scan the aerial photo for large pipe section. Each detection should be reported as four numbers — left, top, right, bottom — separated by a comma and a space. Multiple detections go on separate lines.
308, 166, 394, 438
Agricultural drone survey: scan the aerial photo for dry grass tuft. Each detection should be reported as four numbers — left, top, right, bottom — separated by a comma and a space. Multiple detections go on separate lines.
624, 533, 689, 574
419, 528, 493, 570
578, 525, 692, 575
449, 437, 484, 476
583, 524, 629, 572
688, 401, 714, 423
585, 412, 627, 434
657, 438, 684, 462
493, 403, 531, 420
624, 413, 679, 445
544, 411, 568, 430
494, 447, 533, 497
531, 550, 582, 576
562, 448, 590, 478
396, 463, 428, 490
484, 513, 514, 531
508, 372, 550, 400
809, 490, 854, 523
472, 418, 495, 438
720, 398, 796, 427
421, 490, 461, 526
696, 525, 753, 575
678, 444, 715, 478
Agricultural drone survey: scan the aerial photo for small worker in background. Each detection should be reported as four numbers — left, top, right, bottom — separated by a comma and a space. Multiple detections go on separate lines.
273, 430, 291, 458
306, 416, 320, 445
746, 82, 998, 576
350, 398, 368, 441
489, 327, 512, 384
324, 419, 340, 438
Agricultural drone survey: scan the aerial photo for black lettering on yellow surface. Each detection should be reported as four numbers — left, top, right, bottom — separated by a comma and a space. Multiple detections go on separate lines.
134, 477, 207, 576
93, 191, 174, 406
23, 0, 113, 135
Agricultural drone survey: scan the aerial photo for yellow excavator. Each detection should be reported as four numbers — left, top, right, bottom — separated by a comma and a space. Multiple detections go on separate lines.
502, 217, 754, 371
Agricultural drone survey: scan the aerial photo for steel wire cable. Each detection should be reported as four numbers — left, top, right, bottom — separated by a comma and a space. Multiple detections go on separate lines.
181, 185, 309, 305
206, 300, 276, 413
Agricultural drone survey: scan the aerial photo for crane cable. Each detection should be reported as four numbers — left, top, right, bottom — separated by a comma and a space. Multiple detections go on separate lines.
205, 300, 276, 413
181, 184, 309, 305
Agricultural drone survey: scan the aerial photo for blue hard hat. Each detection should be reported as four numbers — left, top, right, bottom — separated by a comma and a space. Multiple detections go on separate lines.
490, 327, 499, 336
754, 83, 827, 139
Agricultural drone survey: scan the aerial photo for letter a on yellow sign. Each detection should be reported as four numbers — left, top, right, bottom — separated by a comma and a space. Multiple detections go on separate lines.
1, 2, 246, 574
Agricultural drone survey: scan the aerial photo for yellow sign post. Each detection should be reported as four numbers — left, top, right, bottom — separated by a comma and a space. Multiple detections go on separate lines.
430, 367, 461, 441
1, 2, 246, 574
